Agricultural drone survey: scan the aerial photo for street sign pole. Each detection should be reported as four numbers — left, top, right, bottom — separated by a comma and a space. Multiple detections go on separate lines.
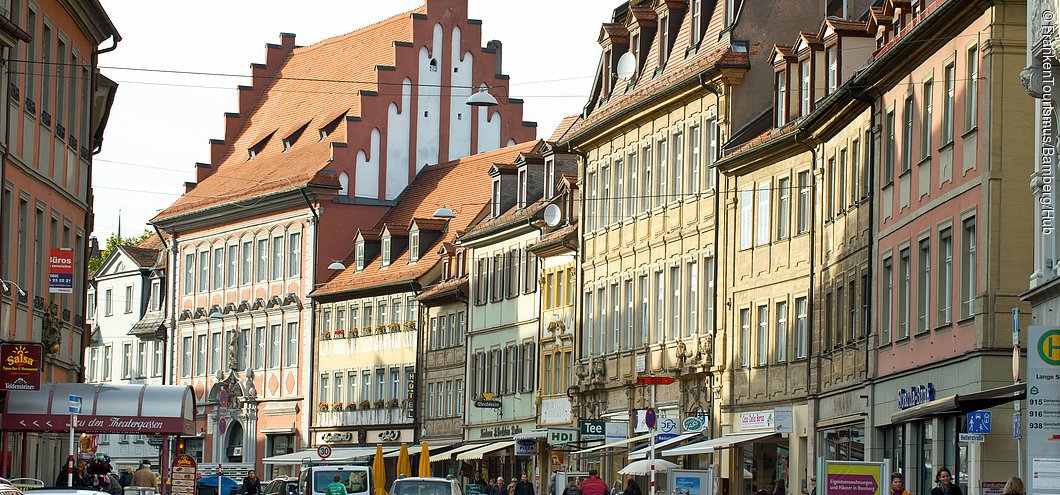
68, 394, 81, 487
1012, 308, 1022, 478
650, 379, 656, 495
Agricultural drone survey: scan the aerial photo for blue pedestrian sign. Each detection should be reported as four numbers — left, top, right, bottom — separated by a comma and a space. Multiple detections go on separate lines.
966, 410, 991, 434
68, 395, 82, 415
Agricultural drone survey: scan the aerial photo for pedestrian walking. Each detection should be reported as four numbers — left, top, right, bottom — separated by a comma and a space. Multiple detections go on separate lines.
889, 473, 910, 495
580, 470, 608, 495
515, 474, 535, 495
1003, 477, 1024, 495
930, 467, 964, 495
622, 479, 642, 495
242, 470, 263, 495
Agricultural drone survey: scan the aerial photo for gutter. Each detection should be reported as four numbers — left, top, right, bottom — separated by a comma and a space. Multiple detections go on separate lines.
792, 133, 817, 402
299, 187, 319, 451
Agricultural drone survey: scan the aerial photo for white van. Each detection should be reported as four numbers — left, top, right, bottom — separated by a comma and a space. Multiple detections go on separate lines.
298, 466, 372, 495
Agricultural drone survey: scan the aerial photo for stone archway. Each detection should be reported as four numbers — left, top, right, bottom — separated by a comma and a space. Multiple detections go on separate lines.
227, 421, 244, 463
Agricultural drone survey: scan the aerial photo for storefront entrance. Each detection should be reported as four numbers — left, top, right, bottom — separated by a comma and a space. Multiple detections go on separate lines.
739, 437, 788, 495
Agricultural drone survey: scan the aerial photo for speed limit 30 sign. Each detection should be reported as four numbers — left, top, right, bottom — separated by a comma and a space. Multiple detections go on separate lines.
317, 444, 332, 459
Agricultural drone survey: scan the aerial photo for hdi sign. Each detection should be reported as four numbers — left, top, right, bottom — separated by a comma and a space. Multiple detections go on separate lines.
548, 428, 577, 445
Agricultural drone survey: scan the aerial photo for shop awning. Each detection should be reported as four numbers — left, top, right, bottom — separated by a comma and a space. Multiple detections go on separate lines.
455, 441, 514, 460
572, 433, 652, 455
384, 443, 453, 459
262, 446, 400, 465
1, 383, 195, 435
430, 443, 486, 462
628, 433, 701, 460
661, 431, 777, 456
890, 383, 1026, 424
513, 430, 549, 440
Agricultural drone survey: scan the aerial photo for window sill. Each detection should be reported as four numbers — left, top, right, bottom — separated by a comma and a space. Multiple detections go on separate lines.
917, 155, 932, 167
899, 168, 912, 179
956, 315, 974, 325
938, 141, 954, 152
961, 126, 978, 138
934, 321, 953, 332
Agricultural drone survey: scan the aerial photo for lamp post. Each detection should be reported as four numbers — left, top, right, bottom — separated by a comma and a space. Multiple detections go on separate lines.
636, 375, 674, 495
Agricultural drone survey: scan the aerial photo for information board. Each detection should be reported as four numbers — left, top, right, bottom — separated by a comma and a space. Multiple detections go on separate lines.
171, 453, 198, 495
1028, 325, 1060, 495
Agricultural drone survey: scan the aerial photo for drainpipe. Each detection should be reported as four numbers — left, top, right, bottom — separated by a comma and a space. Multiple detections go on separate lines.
152, 225, 168, 385
699, 76, 722, 445
792, 132, 817, 391
299, 188, 319, 452
0, 45, 13, 289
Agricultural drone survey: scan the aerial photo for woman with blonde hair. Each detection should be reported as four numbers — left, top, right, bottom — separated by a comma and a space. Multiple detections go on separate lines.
1003, 477, 1024, 495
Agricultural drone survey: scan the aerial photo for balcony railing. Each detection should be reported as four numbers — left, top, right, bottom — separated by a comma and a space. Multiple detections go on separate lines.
315, 407, 413, 427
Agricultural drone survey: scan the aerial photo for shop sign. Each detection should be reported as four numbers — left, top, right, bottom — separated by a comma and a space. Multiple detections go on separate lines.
656, 414, 679, 441
605, 422, 627, 443
480, 424, 524, 438
824, 460, 885, 495
317, 431, 356, 444
406, 371, 416, 419
548, 428, 577, 445
682, 416, 706, 434
49, 248, 74, 294
0, 343, 43, 391
896, 383, 935, 409
367, 428, 413, 443
581, 420, 605, 439
981, 481, 1005, 495
171, 454, 197, 495
774, 406, 793, 433
1027, 325, 1060, 494
540, 397, 572, 424
739, 410, 775, 431
515, 439, 536, 457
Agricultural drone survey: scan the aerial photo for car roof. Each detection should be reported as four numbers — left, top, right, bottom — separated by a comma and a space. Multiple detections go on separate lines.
24, 490, 111, 495
393, 478, 453, 483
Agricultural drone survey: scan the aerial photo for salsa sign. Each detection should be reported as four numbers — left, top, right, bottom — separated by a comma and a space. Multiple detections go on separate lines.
0, 343, 43, 391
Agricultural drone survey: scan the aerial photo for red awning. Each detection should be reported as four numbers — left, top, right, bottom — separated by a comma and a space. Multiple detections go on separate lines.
2, 382, 195, 435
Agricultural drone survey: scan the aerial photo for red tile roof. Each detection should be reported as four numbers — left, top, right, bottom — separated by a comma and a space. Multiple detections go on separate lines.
417, 275, 468, 303
153, 6, 425, 222
548, 115, 581, 143
120, 246, 161, 269
458, 198, 549, 243
313, 140, 542, 297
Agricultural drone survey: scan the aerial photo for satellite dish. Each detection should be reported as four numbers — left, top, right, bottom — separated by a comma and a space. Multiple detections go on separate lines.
616, 52, 637, 80
543, 204, 562, 227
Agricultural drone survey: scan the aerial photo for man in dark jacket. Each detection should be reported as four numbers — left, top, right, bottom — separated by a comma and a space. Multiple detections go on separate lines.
488, 478, 507, 495
242, 470, 263, 495
580, 470, 608, 495
514, 475, 535, 495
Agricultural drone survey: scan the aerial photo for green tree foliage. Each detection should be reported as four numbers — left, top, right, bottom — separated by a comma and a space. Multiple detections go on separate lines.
88, 229, 152, 272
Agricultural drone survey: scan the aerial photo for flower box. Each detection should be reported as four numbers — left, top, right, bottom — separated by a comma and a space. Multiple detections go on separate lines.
332, 402, 344, 411
360, 400, 371, 410
388, 322, 401, 333
389, 398, 400, 408
348, 328, 359, 338
373, 399, 386, 409
375, 325, 387, 334
362, 327, 372, 336
346, 403, 357, 411
403, 320, 416, 331
317, 402, 329, 412
321, 330, 332, 341
334, 329, 345, 338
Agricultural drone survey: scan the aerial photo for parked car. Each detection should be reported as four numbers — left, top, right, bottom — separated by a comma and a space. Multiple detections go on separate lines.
389, 478, 461, 495
0, 478, 24, 495
298, 466, 370, 495
20, 488, 111, 495
263, 478, 297, 495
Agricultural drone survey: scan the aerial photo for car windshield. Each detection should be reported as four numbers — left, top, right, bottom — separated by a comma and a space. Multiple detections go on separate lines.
392, 481, 450, 495
313, 472, 367, 494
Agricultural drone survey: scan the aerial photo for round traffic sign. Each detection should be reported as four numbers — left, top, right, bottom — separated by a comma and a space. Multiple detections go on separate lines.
645, 408, 657, 429
218, 417, 227, 435
317, 444, 332, 459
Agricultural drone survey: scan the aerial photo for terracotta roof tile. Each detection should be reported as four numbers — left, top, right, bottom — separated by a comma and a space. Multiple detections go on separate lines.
824, 18, 872, 36
137, 232, 169, 251
417, 275, 468, 303
721, 121, 800, 160
153, 6, 424, 222
313, 141, 541, 297
458, 199, 549, 243
120, 246, 161, 268
411, 218, 449, 232
548, 115, 581, 142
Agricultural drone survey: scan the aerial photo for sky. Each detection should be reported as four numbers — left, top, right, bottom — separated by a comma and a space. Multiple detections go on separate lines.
91, 0, 613, 242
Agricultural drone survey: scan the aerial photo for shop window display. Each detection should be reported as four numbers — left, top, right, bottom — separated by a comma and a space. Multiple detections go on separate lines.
741, 439, 789, 495
821, 426, 865, 461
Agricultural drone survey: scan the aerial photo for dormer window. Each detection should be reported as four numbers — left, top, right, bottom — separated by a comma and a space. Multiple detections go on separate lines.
826, 45, 838, 94
800, 59, 812, 115
320, 113, 344, 141
456, 252, 465, 277
442, 258, 450, 279
518, 169, 528, 208
545, 157, 555, 196
692, 0, 703, 46
492, 179, 501, 218
356, 240, 365, 271
381, 235, 392, 268
659, 15, 669, 66
776, 70, 787, 127
410, 231, 420, 262
248, 133, 273, 160
283, 123, 308, 152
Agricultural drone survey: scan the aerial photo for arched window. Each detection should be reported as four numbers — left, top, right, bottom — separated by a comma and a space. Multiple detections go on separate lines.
339, 172, 349, 196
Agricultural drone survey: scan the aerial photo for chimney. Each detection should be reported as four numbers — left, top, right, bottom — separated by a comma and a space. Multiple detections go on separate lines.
487, 40, 502, 76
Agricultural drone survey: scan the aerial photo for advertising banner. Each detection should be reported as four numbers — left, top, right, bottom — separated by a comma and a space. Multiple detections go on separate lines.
49, 248, 74, 294
171, 453, 197, 495
669, 469, 713, 495
1028, 325, 1060, 494
0, 342, 43, 391
824, 461, 885, 495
